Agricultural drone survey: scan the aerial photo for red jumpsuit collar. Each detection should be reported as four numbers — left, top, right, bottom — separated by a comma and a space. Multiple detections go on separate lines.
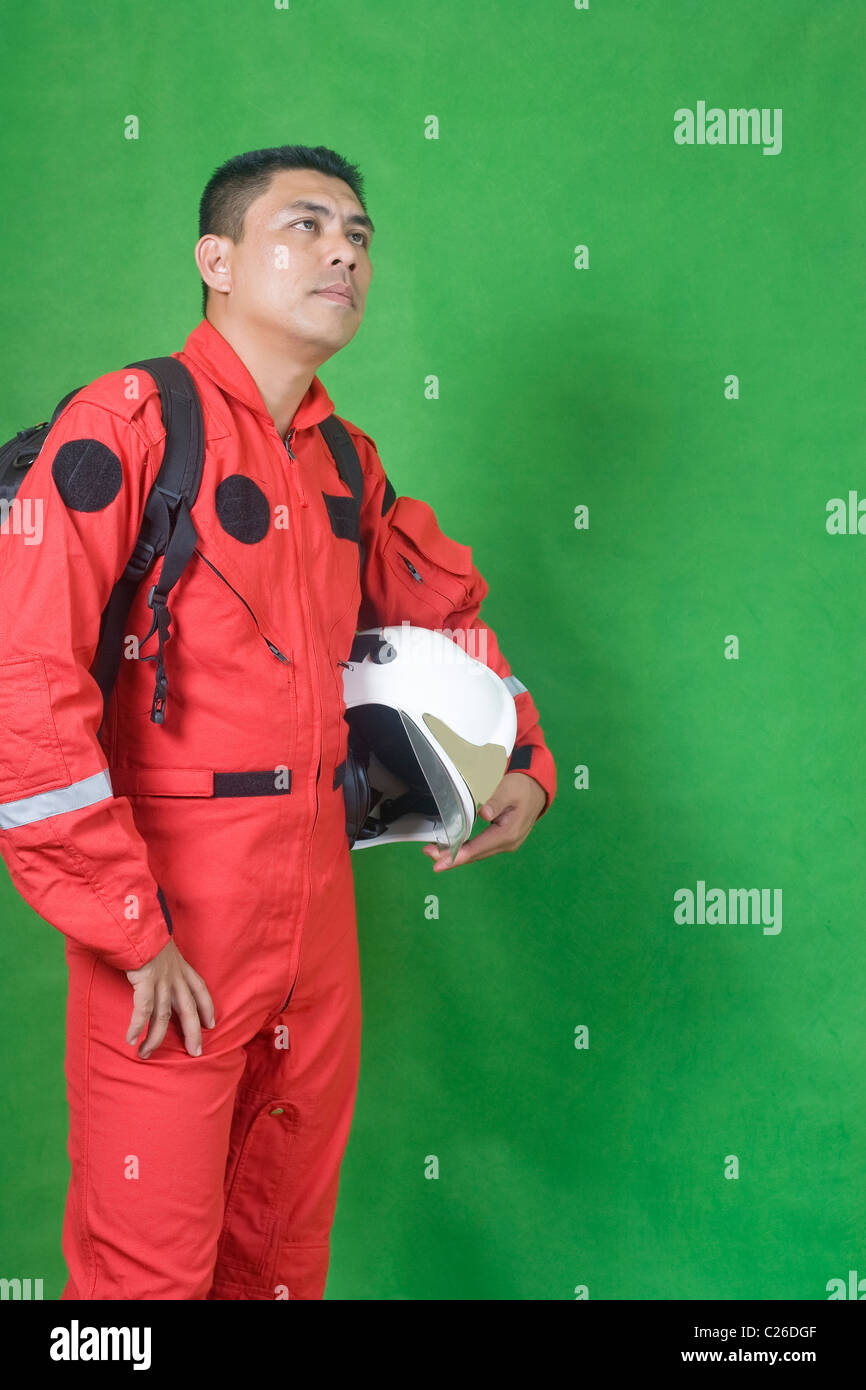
180, 317, 336, 431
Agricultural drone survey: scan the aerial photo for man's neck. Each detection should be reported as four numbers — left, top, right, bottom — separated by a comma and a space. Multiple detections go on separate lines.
207, 312, 318, 439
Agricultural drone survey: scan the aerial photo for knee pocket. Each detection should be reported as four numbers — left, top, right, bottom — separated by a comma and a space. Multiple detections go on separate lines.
217, 1091, 300, 1277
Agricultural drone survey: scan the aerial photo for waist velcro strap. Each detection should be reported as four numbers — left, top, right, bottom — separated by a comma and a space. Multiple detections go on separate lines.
213, 771, 292, 797
111, 768, 292, 797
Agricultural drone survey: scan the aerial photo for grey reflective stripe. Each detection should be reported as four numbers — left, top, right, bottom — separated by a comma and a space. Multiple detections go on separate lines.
503, 675, 528, 696
0, 769, 114, 830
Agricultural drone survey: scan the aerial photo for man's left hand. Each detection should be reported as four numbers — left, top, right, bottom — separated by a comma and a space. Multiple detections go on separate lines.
422, 772, 547, 871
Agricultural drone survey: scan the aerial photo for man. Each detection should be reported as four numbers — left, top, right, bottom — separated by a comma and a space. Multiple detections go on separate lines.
0, 144, 556, 1299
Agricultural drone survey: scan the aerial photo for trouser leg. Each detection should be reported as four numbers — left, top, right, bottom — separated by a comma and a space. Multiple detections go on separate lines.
208, 827, 362, 1301
59, 787, 360, 1301
60, 940, 248, 1300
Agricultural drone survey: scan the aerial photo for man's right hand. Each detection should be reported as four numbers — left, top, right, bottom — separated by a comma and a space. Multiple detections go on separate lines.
125, 939, 216, 1060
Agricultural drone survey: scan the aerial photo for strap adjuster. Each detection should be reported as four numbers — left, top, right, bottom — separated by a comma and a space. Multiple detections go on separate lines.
151, 674, 167, 724
125, 539, 157, 582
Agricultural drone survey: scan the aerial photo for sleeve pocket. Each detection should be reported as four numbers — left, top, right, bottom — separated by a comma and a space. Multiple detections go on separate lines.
382, 496, 474, 622
0, 656, 68, 803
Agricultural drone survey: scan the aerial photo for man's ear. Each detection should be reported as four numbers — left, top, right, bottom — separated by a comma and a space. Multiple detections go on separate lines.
195, 235, 232, 295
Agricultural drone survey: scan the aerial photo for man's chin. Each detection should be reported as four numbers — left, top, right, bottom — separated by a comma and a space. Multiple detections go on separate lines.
302, 317, 362, 355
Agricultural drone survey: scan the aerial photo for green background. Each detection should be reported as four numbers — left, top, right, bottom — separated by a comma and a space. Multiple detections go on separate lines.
1, 0, 864, 1300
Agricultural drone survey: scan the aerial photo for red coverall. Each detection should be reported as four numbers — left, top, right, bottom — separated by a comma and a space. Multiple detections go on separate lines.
0, 317, 557, 1299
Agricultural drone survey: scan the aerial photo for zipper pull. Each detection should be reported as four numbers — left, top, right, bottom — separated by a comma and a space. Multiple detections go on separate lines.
265, 638, 291, 664
400, 554, 424, 582
284, 428, 308, 507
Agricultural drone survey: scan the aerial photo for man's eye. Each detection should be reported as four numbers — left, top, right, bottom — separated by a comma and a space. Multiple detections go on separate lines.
293, 219, 368, 248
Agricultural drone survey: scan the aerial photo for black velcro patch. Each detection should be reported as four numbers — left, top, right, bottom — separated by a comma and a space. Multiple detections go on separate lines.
52, 438, 123, 512
508, 745, 533, 772
381, 474, 396, 516
212, 770, 292, 796
215, 475, 271, 544
322, 491, 360, 542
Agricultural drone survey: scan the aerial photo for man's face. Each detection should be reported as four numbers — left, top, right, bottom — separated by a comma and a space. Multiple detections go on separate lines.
201, 168, 374, 359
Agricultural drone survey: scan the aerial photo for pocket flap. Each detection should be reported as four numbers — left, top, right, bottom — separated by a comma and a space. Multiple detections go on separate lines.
389, 496, 473, 576
111, 767, 214, 798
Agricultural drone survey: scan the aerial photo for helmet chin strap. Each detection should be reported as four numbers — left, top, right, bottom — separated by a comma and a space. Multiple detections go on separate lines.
375, 788, 440, 826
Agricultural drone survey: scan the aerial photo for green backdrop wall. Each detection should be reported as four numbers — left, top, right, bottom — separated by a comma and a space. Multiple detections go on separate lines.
1, 0, 864, 1301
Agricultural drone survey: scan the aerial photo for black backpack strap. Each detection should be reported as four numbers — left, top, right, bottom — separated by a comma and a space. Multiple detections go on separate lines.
91, 357, 205, 731
0, 386, 89, 503
317, 415, 366, 575
50, 386, 87, 427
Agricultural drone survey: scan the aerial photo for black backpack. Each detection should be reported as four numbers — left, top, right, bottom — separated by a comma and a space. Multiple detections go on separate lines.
0, 357, 365, 734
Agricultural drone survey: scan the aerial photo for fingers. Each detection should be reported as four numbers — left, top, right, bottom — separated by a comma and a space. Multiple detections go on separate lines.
169, 979, 204, 1059
423, 813, 526, 871
182, 963, 216, 1032
138, 981, 173, 1059
125, 943, 216, 1060
126, 979, 155, 1048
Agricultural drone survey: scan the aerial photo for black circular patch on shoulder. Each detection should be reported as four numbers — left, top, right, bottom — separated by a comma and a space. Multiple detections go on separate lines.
214, 474, 271, 544
52, 438, 123, 512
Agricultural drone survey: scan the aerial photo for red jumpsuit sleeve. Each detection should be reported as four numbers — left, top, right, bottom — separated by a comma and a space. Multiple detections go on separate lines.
0, 394, 174, 970
355, 431, 557, 818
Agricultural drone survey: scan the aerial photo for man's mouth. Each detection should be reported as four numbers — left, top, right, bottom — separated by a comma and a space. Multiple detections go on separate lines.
314, 286, 354, 305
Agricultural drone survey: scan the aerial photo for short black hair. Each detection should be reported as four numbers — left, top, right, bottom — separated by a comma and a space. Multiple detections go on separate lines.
197, 144, 369, 316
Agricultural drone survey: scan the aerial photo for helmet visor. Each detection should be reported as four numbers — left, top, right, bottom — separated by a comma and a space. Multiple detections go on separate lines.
399, 711, 471, 862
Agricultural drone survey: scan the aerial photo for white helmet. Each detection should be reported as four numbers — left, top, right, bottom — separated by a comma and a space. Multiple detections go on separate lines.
341, 624, 518, 864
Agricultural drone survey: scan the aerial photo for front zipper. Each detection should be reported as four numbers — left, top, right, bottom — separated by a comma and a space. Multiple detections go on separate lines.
270, 419, 321, 1014
283, 426, 308, 507
200, 537, 295, 1015
195, 548, 291, 664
